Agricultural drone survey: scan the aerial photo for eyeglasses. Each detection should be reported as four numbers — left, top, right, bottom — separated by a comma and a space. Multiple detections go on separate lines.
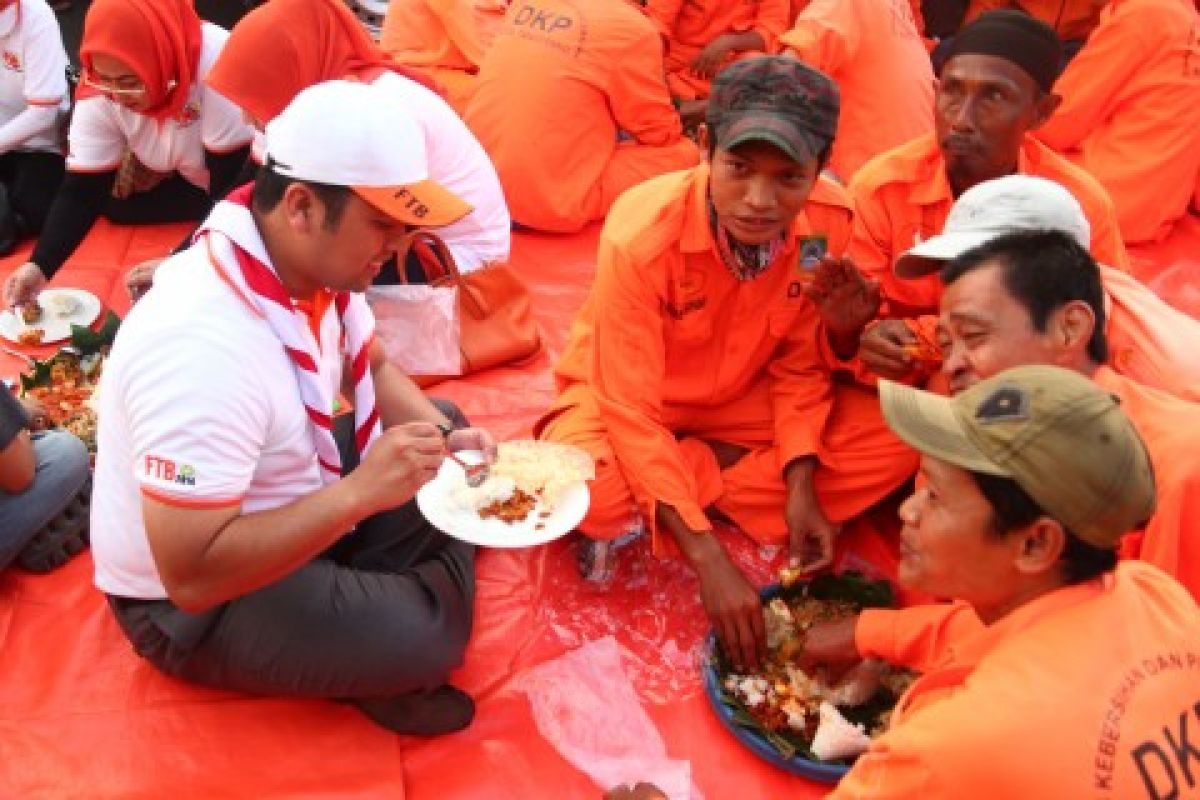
80, 68, 147, 97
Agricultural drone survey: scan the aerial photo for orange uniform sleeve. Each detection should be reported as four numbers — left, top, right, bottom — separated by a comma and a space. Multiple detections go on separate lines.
769, 305, 835, 469
1086, 193, 1129, 272
607, 26, 687, 147
643, 0, 685, 43
751, 0, 793, 53
426, 0, 498, 66
1037, 11, 1142, 153
779, 0, 860, 74
856, 602, 984, 673
588, 235, 711, 534
846, 180, 896, 288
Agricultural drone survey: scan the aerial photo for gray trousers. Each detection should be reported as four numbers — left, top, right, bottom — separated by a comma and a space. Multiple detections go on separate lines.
0, 430, 90, 570
107, 400, 475, 700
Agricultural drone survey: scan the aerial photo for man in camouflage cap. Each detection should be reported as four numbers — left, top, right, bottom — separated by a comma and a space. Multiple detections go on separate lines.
537, 56, 919, 672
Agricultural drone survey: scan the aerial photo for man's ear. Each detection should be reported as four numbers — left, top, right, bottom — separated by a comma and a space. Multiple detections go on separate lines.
282, 182, 317, 234
1013, 517, 1067, 576
1050, 300, 1097, 360
1029, 92, 1063, 129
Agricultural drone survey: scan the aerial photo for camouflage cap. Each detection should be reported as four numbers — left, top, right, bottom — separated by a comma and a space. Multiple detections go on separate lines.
879, 365, 1156, 548
706, 56, 840, 164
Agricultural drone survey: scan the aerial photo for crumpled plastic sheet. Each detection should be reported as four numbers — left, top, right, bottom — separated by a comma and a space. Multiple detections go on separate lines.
520, 636, 704, 800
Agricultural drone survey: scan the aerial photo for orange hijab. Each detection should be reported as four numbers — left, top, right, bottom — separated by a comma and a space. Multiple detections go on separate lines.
78, 0, 203, 122
206, 0, 441, 126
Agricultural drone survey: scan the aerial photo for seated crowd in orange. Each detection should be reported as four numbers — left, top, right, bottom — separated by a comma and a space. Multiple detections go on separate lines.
0, 0, 1198, 796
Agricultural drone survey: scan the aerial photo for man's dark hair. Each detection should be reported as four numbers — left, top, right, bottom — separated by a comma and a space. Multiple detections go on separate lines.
941, 229, 1109, 364
972, 471, 1117, 584
251, 164, 351, 230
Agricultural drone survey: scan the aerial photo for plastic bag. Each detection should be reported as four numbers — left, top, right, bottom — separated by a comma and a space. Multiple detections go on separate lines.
519, 636, 703, 800
366, 284, 461, 376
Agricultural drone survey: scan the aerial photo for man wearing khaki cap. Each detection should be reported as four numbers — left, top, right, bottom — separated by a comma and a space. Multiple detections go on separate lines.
799, 365, 1200, 799
90, 80, 494, 736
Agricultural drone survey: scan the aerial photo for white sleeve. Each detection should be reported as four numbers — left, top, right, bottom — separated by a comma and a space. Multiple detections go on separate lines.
65, 96, 124, 172
0, 104, 56, 151
20, 0, 68, 107
201, 83, 253, 154
124, 324, 270, 507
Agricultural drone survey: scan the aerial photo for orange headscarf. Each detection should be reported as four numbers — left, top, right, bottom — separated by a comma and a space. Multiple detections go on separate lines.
205, 0, 441, 126
78, 0, 203, 122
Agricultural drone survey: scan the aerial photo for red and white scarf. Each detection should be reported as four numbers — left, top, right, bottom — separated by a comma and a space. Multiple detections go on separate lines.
196, 184, 381, 483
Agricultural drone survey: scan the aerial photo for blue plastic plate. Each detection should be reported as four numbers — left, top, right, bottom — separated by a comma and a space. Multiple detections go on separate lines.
701, 583, 850, 784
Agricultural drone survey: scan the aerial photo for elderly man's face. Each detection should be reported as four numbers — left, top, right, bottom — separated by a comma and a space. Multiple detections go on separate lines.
935, 54, 1058, 195
937, 261, 1064, 395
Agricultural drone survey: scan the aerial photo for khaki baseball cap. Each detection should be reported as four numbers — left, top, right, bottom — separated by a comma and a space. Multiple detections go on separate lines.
263, 80, 472, 227
879, 365, 1156, 547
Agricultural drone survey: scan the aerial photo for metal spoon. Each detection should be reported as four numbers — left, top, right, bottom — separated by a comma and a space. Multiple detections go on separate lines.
437, 423, 490, 487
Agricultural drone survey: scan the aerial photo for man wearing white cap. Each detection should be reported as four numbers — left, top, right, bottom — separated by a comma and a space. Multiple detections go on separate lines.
930, 224, 1200, 602
840, 175, 1200, 403
89, 80, 492, 735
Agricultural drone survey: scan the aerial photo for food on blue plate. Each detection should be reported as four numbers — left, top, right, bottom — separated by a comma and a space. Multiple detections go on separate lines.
713, 573, 915, 764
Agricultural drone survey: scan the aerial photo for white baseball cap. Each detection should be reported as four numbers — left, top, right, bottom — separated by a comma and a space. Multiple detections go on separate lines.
895, 175, 1091, 279
262, 79, 472, 228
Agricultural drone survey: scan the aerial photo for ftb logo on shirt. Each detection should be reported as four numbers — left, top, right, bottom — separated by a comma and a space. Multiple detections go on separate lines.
144, 455, 197, 486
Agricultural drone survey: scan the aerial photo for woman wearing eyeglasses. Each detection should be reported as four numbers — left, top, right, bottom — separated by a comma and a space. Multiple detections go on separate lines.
2, 0, 254, 311
0, 0, 70, 257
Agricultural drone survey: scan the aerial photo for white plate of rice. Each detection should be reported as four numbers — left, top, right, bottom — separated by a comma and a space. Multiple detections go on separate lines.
416, 441, 593, 548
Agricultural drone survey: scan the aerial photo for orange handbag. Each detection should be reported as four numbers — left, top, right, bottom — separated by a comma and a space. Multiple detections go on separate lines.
393, 230, 542, 388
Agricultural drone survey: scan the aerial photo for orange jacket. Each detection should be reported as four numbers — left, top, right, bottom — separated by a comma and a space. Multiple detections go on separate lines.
552, 164, 853, 537
1093, 368, 1200, 602
379, 0, 509, 70
1037, 0, 1200, 245
1098, 265, 1200, 403
646, 0, 792, 59
464, 0, 692, 231
848, 133, 1129, 316
963, 0, 1109, 40
834, 561, 1200, 798
780, 0, 934, 181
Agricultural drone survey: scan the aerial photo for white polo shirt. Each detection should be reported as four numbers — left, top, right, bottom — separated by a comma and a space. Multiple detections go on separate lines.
370, 70, 510, 272
91, 226, 345, 599
67, 22, 253, 188
0, 0, 68, 154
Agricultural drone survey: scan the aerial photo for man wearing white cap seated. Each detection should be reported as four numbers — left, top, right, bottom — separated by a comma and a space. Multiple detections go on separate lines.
89, 80, 494, 736
852, 175, 1200, 403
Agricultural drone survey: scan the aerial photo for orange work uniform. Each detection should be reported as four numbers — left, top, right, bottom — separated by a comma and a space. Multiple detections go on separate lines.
464, 0, 699, 233
780, 0, 934, 182
378, 0, 510, 115
535, 165, 919, 551
962, 0, 1109, 41
848, 133, 1129, 316
1037, 0, 1200, 245
832, 561, 1200, 799
1098, 265, 1200, 403
646, 0, 792, 101
1093, 368, 1200, 602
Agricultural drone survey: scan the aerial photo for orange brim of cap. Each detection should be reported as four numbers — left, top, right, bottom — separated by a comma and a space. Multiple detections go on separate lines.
354, 180, 473, 227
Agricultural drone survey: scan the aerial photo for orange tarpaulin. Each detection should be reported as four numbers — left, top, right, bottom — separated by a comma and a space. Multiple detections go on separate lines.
1, 206, 1197, 797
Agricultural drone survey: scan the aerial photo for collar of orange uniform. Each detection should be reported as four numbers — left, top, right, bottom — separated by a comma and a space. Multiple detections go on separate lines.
928, 573, 1107, 674
78, 0, 202, 123
906, 133, 1045, 206
680, 162, 810, 256
205, 0, 441, 126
